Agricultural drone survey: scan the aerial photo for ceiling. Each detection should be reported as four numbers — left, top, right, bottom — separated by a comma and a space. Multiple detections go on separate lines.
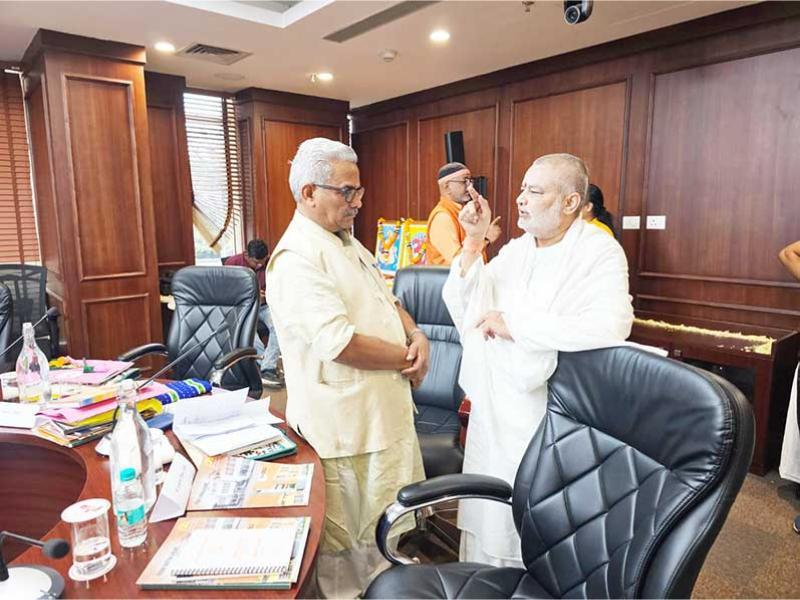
0, 0, 757, 108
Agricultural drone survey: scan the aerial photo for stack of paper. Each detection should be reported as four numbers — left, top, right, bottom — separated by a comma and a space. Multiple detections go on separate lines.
49, 359, 134, 385
172, 389, 283, 456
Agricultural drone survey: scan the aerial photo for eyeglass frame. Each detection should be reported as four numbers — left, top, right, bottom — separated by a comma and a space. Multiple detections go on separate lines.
313, 183, 366, 205
447, 177, 473, 186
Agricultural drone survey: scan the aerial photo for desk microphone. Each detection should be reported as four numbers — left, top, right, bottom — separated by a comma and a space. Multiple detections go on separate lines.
0, 307, 59, 359
136, 307, 245, 391
0, 530, 69, 597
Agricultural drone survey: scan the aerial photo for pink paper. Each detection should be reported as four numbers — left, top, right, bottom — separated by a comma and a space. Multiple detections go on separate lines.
40, 382, 170, 423
49, 360, 134, 385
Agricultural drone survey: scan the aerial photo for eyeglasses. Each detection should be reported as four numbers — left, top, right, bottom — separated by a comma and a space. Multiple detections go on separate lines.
448, 177, 473, 186
314, 183, 366, 205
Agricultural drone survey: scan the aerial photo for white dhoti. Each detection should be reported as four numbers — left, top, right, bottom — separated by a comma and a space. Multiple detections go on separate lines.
779, 364, 800, 483
313, 430, 424, 599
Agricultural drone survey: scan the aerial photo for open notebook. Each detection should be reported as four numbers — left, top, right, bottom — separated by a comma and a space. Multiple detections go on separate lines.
137, 516, 311, 590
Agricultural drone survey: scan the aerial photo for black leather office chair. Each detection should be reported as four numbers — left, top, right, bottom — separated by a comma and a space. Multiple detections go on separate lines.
0, 264, 59, 362
366, 347, 755, 599
0, 283, 12, 368
394, 267, 465, 478
119, 266, 263, 398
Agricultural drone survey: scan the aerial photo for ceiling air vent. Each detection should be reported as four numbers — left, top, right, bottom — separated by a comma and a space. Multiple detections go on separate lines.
324, 1, 440, 43
177, 43, 252, 65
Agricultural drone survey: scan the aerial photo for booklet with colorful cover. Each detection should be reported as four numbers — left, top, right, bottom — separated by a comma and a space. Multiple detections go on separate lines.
187, 455, 313, 510
136, 516, 311, 590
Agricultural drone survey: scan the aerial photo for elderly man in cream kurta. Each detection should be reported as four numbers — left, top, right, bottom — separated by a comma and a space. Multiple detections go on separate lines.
266, 138, 427, 598
443, 154, 634, 568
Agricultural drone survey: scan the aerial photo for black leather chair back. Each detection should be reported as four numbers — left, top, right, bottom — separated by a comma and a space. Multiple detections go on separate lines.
394, 267, 465, 476
0, 283, 12, 366
513, 347, 754, 598
169, 266, 261, 394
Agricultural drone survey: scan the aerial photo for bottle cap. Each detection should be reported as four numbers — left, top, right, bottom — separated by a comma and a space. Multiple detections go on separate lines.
120, 467, 137, 482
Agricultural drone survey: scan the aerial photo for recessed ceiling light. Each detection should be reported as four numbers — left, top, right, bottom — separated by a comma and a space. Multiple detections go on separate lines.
312, 72, 334, 83
155, 41, 176, 53
429, 29, 450, 44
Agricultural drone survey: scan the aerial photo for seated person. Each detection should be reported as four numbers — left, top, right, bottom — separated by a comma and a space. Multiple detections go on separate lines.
223, 239, 283, 386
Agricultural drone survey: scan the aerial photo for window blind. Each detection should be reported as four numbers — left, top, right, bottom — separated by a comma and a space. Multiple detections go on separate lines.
183, 91, 243, 253
0, 71, 39, 263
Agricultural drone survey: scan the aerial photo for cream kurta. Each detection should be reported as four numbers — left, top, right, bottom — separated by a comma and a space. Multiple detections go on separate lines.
443, 218, 634, 566
267, 211, 424, 597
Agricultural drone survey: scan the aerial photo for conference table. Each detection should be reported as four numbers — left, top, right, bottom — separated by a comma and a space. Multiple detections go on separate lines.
0, 409, 325, 598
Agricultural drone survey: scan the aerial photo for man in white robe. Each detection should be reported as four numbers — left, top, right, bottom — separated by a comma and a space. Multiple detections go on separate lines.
443, 153, 634, 567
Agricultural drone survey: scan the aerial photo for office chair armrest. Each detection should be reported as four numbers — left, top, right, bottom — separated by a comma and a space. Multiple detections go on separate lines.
398, 473, 511, 506
375, 473, 513, 566
209, 347, 259, 387
117, 343, 169, 362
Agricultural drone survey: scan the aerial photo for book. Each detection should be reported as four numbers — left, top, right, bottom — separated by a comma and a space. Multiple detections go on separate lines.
136, 516, 311, 590
230, 431, 297, 461
188, 455, 313, 510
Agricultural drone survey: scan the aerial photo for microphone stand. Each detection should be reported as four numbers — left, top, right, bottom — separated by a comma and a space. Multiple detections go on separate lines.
0, 307, 59, 363
0, 530, 69, 598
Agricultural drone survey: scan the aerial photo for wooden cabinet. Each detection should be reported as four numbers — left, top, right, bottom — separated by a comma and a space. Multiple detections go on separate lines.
630, 312, 800, 475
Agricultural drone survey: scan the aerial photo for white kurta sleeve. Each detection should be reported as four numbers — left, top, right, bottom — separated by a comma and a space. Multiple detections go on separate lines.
503, 242, 634, 353
442, 243, 515, 333
267, 250, 356, 362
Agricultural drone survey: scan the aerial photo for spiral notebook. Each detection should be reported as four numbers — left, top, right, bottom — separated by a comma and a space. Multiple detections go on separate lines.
137, 516, 311, 590
171, 527, 294, 578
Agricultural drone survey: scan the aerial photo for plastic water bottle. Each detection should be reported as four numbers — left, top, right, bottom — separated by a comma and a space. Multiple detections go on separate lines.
109, 380, 157, 510
113, 467, 148, 547
15, 322, 51, 405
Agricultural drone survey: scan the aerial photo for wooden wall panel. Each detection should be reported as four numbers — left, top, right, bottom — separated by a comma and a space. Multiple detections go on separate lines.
417, 106, 498, 221
642, 47, 800, 283
235, 88, 348, 249
23, 30, 162, 358
82, 294, 152, 358
509, 82, 628, 231
145, 71, 194, 273
63, 76, 146, 280
351, 3, 800, 331
263, 120, 341, 246
353, 122, 408, 253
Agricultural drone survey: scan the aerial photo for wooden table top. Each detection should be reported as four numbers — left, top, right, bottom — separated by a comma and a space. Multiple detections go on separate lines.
1, 414, 325, 598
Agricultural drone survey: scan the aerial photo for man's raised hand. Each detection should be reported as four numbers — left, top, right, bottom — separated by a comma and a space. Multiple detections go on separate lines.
458, 185, 492, 240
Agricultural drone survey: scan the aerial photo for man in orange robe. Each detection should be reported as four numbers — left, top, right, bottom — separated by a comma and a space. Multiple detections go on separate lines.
426, 162, 501, 265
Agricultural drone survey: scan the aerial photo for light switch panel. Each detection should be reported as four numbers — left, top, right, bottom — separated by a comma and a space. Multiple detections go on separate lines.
622, 216, 641, 230
646, 215, 666, 230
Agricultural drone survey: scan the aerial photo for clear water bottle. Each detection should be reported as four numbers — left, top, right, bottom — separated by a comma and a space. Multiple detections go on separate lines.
109, 380, 156, 510
15, 322, 51, 405
113, 467, 148, 548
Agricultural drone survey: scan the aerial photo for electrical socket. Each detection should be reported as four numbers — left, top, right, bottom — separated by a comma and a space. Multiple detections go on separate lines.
646, 215, 666, 230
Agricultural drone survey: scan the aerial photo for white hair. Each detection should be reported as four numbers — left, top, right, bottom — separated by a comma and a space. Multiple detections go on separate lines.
288, 138, 358, 203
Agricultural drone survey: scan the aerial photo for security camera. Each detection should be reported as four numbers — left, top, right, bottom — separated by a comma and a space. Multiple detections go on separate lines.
564, 0, 592, 25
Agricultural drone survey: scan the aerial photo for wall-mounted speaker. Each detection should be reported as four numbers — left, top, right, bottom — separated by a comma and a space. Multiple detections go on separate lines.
444, 131, 465, 164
